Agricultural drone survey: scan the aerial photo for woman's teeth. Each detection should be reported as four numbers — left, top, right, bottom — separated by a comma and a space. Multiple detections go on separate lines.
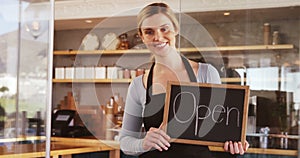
154, 43, 166, 48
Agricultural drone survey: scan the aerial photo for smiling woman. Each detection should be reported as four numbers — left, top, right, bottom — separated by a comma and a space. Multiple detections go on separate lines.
119, 2, 249, 158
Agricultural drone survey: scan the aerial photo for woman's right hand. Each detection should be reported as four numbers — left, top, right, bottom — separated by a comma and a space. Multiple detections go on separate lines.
142, 126, 171, 152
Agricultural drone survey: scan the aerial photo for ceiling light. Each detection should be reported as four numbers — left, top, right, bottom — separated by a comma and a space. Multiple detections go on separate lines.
223, 12, 230, 16
85, 20, 93, 23
24, 3, 48, 39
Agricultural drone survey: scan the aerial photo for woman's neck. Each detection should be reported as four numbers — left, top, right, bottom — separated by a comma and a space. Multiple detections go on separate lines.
154, 51, 183, 71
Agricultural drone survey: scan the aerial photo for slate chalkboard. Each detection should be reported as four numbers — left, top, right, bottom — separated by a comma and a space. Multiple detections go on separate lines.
163, 81, 249, 146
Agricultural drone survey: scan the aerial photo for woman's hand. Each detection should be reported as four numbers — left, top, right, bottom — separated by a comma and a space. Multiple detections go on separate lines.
142, 125, 171, 152
224, 140, 249, 155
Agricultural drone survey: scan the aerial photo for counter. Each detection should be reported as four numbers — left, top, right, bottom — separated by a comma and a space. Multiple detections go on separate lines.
208, 146, 297, 156
0, 137, 297, 157
0, 137, 119, 158
53, 137, 298, 157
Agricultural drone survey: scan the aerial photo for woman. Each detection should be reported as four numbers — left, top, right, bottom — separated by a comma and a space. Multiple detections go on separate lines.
120, 2, 249, 157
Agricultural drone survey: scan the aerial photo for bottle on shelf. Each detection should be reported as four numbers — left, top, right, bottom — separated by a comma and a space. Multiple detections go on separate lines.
263, 23, 271, 45
113, 93, 125, 113
105, 103, 114, 140
272, 31, 279, 45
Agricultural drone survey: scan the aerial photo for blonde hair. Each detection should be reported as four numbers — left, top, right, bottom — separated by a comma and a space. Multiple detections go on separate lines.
137, 3, 179, 35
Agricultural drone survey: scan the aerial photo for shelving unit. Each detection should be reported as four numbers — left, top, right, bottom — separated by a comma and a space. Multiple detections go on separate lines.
53, 44, 295, 83
53, 77, 293, 84
52, 78, 241, 83
53, 44, 294, 55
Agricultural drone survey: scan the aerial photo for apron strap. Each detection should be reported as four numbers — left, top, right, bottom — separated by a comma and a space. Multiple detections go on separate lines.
145, 55, 197, 104
181, 55, 197, 82
146, 63, 155, 104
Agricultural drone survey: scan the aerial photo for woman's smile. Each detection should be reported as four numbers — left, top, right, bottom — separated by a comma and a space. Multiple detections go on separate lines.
151, 42, 167, 48
153, 42, 166, 47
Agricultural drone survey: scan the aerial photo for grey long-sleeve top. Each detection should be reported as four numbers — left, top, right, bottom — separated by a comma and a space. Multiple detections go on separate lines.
119, 63, 221, 156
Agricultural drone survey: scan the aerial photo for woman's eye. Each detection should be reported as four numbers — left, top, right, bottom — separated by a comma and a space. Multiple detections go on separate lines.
144, 30, 154, 35
160, 26, 169, 33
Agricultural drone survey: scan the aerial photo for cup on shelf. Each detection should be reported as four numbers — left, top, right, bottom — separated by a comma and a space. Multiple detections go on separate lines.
84, 67, 95, 79
75, 67, 85, 79
123, 69, 130, 79
118, 69, 124, 79
55, 67, 65, 79
95, 66, 106, 79
130, 70, 136, 79
65, 67, 75, 79
107, 66, 118, 79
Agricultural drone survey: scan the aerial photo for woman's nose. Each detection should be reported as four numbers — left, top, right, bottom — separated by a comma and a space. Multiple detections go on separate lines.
153, 30, 163, 41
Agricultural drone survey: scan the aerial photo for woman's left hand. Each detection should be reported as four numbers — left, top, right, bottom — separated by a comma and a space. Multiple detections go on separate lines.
223, 140, 249, 155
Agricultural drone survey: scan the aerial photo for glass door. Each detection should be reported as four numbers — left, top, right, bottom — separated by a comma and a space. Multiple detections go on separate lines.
0, 0, 54, 157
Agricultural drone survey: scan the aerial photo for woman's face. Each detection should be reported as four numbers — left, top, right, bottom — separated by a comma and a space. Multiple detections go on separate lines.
140, 13, 178, 56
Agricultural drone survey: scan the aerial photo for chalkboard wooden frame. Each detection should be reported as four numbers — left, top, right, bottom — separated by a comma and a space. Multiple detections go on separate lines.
163, 81, 250, 146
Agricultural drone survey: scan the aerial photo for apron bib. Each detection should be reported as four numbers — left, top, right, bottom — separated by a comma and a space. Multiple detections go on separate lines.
140, 56, 212, 158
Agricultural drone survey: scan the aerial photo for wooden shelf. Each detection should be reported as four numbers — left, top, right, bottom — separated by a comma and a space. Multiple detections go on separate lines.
221, 77, 292, 83
185, 44, 294, 52
54, 44, 294, 55
221, 77, 244, 83
52, 79, 132, 83
53, 77, 292, 83
54, 49, 150, 55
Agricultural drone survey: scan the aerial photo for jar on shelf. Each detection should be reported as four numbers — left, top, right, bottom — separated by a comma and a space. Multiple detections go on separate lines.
118, 33, 129, 50
136, 68, 145, 77
132, 33, 145, 49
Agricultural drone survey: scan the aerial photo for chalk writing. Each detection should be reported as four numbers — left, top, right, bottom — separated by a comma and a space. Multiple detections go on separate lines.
173, 91, 240, 137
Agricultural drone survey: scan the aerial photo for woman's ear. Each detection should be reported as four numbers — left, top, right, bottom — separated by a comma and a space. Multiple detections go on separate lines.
138, 32, 145, 42
174, 28, 179, 36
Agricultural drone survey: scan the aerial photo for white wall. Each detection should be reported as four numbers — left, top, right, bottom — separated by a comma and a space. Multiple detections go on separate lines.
54, 0, 300, 20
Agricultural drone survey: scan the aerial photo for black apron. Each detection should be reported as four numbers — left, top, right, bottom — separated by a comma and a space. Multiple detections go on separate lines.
140, 56, 212, 158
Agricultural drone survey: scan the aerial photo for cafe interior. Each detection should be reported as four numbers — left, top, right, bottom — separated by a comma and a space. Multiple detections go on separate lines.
0, 0, 299, 157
